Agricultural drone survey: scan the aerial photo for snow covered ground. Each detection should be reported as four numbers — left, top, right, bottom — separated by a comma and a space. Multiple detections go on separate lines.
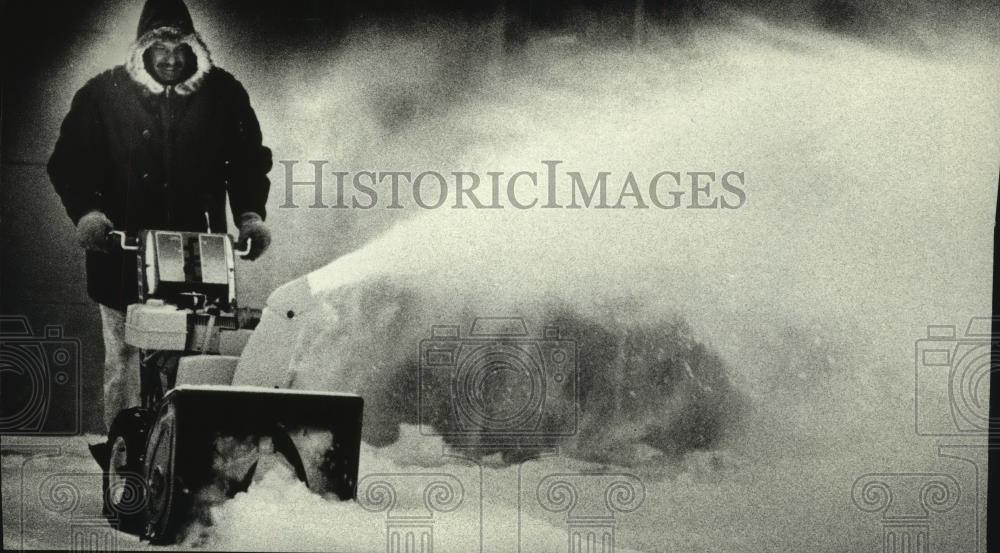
0, 411, 989, 552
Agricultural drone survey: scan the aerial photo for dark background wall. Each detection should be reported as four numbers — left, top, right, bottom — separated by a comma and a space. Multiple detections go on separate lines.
2, 1, 127, 435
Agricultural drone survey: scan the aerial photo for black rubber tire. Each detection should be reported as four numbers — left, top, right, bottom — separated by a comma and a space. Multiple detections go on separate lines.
143, 401, 196, 545
102, 407, 154, 535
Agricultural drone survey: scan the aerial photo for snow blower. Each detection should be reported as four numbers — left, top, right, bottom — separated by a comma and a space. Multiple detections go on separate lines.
101, 229, 364, 544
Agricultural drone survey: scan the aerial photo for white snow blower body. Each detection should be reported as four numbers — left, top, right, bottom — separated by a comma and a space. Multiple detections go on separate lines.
102, 230, 363, 544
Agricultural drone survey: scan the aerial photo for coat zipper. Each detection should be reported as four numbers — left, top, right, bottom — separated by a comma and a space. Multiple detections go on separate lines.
162, 85, 174, 226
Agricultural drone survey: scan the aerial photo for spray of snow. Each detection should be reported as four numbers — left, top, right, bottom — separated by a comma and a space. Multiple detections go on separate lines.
178, 13, 999, 549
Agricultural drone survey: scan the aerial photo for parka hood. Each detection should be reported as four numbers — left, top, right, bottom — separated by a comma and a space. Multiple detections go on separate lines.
126, 0, 212, 96
137, 0, 194, 38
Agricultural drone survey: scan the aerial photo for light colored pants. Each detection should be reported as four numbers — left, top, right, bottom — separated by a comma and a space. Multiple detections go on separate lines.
99, 305, 142, 431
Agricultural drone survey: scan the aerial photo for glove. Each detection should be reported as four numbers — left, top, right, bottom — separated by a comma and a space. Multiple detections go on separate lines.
76, 211, 113, 253
237, 212, 271, 261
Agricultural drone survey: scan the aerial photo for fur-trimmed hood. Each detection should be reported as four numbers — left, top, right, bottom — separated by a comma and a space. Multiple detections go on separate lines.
125, 26, 213, 96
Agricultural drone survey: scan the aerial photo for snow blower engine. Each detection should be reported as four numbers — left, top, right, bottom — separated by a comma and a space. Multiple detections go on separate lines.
102, 230, 364, 544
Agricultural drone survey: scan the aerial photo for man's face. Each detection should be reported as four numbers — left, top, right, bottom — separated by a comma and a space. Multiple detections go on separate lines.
147, 40, 191, 85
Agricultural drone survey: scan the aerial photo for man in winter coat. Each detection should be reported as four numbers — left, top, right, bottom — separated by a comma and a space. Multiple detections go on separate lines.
47, 0, 273, 440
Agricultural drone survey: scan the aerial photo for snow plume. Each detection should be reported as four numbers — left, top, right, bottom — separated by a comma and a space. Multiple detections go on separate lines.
210, 13, 996, 553
235, 16, 997, 463
274, 270, 752, 463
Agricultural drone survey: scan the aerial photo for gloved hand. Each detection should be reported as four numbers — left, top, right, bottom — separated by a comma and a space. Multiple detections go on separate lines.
237, 212, 271, 261
77, 211, 113, 253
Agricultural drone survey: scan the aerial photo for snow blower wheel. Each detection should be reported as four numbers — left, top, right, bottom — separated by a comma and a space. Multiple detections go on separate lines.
142, 401, 191, 545
102, 407, 154, 535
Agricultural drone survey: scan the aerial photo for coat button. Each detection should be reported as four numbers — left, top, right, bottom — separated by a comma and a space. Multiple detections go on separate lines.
142, 129, 152, 139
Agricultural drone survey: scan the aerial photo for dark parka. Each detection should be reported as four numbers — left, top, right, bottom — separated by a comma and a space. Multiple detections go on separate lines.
48, 11, 272, 311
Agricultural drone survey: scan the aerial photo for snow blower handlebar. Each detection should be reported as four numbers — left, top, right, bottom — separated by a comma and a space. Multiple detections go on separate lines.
233, 239, 253, 258
108, 230, 253, 258
109, 230, 139, 251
